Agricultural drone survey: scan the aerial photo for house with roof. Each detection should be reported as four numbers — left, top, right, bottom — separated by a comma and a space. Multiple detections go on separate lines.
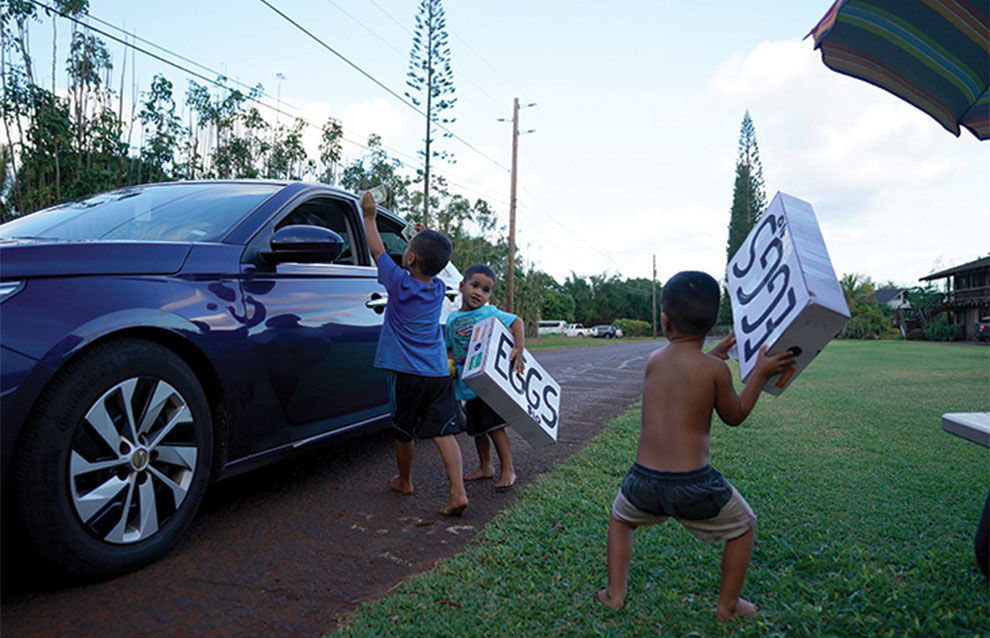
873, 288, 910, 310
918, 256, 990, 340
871, 287, 912, 336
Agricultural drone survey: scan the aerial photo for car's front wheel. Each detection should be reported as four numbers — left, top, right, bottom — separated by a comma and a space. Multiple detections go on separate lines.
10, 338, 213, 579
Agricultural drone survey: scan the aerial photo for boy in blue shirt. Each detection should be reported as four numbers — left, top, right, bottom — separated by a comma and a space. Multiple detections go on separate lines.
445, 264, 525, 490
361, 192, 467, 516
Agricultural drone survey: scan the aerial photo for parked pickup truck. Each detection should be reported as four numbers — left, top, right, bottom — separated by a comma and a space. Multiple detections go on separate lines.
564, 323, 591, 337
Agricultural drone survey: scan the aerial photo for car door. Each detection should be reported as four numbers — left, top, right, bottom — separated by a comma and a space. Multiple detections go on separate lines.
230, 194, 390, 459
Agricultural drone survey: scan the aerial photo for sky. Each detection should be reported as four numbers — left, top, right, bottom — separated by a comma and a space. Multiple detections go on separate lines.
17, 0, 989, 288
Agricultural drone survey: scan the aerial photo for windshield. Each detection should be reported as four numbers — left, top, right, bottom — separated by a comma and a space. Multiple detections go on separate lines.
0, 182, 280, 242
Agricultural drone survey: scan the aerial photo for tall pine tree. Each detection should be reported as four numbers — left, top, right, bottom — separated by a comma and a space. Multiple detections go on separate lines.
405, 0, 456, 226
721, 110, 767, 324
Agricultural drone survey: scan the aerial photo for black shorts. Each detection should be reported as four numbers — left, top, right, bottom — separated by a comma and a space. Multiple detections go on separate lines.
463, 397, 507, 437
620, 463, 733, 521
387, 371, 461, 442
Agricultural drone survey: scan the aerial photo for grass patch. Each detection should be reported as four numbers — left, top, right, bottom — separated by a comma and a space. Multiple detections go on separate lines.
528, 335, 659, 351
333, 341, 989, 637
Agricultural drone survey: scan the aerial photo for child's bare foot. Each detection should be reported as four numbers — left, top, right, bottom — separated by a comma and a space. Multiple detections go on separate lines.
494, 469, 516, 491
439, 495, 468, 517
715, 597, 759, 620
387, 475, 413, 494
464, 467, 494, 481
595, 588, 623, 610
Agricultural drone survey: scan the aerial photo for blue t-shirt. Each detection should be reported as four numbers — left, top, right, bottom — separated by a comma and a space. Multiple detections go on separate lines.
445, 304, 518, 400
374, 253, 448, 377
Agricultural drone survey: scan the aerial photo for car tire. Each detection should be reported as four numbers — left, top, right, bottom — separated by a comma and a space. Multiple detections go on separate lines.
9, 338, 213, 579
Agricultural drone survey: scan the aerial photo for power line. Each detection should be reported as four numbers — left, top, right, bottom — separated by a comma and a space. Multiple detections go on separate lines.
323, 0, 406, 58
47, 2, 314, 126
257, 0, 509, 173
25, 0, 519, 225
29, 1, 501, 196
519, 184, 623, 269
28, 1, 225, 91
366, 0, 413, 37
37, 1, 632, 281
366, 0, 519, 114
320, 0, 502, 121
448, 30, 528, 101
26, 2, 363, 147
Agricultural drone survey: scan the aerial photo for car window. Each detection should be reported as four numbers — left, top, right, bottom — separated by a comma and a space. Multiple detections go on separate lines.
377, 215, 407, 265
276, 198, 356, 264
0, 183, 279, 242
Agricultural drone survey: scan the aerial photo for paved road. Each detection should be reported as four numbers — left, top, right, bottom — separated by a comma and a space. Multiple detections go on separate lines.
1, 339, 666, 638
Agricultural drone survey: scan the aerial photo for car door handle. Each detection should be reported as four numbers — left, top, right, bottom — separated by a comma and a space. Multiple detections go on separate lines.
366, 293, 388, 313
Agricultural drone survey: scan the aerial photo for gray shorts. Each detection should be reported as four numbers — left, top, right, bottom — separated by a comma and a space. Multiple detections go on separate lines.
610, 463, 756, 544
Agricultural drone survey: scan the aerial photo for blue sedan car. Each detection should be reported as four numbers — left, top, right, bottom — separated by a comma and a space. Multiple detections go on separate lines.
0, 180, 460, 578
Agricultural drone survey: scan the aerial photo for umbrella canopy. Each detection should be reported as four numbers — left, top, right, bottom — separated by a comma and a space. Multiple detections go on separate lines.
810, 0, 989, 140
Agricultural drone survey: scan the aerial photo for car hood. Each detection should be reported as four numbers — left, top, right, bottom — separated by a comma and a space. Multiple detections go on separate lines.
0, 239, 193, 279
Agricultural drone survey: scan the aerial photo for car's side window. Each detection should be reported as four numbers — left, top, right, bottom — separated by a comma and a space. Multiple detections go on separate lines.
376, 216, 408, 265
276, 198, 356, 264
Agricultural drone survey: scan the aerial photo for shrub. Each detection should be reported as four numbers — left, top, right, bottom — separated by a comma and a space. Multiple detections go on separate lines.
614, 318, 651, 337
923, 314, 958, 341
843, 299, 896, 339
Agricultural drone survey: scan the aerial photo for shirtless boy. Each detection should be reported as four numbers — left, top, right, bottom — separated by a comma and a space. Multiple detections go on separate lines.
597, 270, 795, 619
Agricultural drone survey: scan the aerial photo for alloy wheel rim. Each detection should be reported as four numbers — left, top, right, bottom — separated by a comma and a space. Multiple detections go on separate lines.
68, 377, 200, 544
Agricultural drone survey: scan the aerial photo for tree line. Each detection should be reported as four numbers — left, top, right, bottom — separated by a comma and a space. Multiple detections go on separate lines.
0, 1, 660, 335
5, 3, 944, 341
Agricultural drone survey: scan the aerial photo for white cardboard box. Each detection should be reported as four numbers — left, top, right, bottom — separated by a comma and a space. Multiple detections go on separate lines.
726, 192, 850, 395
462, 316, 560, 447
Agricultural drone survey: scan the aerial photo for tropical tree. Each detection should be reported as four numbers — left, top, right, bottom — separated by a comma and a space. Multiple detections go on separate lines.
839, 272, 875, 307
541, 287, 575, 322
405, 0, 456, 225
561, 274, 594, 325
720, 110, 767, 324
316, 115, 343, 185
266, 117, 309, 180
137, 74, 184, 182
513, 265, 549, 338
339, 133, 413, 214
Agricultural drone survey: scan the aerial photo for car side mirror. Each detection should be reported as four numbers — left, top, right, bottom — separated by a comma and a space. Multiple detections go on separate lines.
268, 225, 344, 264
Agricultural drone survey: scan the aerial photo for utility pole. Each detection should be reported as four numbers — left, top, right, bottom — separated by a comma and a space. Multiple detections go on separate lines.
506, 98, 520, 312
652, 254, 658, 338
500, 98, 535, 312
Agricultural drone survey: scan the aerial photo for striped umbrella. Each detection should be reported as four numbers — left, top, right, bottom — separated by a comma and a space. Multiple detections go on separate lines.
809, 0, 989, 140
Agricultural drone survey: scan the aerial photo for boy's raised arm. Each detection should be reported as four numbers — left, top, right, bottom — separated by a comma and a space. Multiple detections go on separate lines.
361, 192, 386, 263
714, 345, 795, 426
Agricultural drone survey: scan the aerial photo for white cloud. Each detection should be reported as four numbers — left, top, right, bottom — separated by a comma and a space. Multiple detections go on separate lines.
341, 98, 410, 154
694, 38, 988, 285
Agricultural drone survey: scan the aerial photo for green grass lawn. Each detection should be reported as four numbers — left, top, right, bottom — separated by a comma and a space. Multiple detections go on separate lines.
527, 335, 659, 351
333, 341, 990, 637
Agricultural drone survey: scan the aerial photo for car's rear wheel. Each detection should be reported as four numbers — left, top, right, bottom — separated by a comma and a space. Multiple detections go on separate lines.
10, 338, 212, 579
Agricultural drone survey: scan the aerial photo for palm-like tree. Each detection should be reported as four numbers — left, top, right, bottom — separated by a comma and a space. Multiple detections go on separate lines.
840, 273, 876, 307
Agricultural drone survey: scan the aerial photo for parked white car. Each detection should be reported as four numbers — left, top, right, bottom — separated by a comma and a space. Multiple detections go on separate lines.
564, 323, 591, 337
538, 320, 567, 336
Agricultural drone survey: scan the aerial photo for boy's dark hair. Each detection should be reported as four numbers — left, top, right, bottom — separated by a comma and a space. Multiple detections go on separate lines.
661, 271, 720, 335
463, 263, 496, 282
410, 230, 452, 276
